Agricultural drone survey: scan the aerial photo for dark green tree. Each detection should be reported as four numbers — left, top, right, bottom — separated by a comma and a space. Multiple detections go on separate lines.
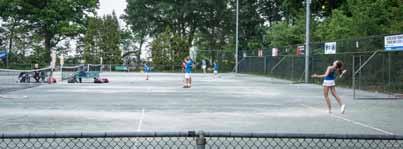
83, 12, 122, 64
1, 0, 99, 63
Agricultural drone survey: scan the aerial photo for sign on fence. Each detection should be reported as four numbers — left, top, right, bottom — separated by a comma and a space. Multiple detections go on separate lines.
296, 46, 304, 56
272, 48, 279, 57
258, 48, 263, 57
325, 42, 337, 54
385, 34, 403, 51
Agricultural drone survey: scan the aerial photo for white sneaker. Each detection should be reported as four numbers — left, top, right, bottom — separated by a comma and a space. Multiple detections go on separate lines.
341, 104, 346, 114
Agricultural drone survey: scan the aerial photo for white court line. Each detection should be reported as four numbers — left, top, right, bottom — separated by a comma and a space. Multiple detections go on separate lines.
137, 108, 145, 132
0, 95, 28, 99
301, 104, 394, 135
134, 108, 145, 147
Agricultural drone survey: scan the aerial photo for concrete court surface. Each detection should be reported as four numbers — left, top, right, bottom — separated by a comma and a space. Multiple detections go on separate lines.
0, 72, 402, 135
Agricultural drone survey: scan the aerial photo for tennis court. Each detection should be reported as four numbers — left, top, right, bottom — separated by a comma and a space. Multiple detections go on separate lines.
0, 72, 402, 135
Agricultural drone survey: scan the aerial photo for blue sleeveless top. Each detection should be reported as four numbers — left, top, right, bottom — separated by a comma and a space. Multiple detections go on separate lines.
324, 69, 336, 80
144, 64, 150, 72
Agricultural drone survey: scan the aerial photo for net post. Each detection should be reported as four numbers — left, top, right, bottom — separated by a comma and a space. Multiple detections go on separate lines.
60, 65, 63, 82
196, 131, 206, 149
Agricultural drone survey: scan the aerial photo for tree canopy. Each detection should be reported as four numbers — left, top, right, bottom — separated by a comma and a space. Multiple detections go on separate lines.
0, 0, 402, 68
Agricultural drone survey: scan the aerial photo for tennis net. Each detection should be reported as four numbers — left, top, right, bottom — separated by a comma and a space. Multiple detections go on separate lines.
61, 64, 101, 81
0, 67, 52, 93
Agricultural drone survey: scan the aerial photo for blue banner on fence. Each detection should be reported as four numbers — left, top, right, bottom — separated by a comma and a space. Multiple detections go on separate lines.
385, 34, 403, 51
0, 50, 7, 59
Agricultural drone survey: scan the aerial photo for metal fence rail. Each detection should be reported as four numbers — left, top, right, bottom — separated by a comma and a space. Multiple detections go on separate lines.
1, 131, 402, 149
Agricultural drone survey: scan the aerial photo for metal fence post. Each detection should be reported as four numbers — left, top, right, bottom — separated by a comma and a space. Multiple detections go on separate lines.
388, 52, 391, 89
264, 56, 267, 74
248, 57, 251, 73
291, 56, 295, 80
352, 55, 356, 99
196, 131, 206, 149
359, 56, 362, 92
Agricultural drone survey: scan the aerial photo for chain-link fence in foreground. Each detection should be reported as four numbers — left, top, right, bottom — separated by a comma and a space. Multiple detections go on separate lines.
0, 131, 402, 149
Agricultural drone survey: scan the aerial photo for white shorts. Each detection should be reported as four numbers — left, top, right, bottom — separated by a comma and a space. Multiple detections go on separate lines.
214, 70, 218, 74
185, 73, 191, 79
202, 65, 207, 69
323, 80, 336, 87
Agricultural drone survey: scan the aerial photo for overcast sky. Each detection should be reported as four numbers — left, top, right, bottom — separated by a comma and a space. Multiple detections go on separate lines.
97, 0, 127, 26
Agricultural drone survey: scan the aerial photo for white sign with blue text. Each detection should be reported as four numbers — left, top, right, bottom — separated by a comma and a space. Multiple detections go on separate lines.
385, 34, 403, 51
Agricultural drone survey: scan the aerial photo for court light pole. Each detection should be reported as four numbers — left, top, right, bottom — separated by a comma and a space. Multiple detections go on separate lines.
235, 0, 239, 73
305, 0, 311, 83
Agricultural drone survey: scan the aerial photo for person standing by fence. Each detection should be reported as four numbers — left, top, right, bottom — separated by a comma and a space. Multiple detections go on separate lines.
312, 60, 347, 114
201, 59, 207, 74
183, 56, 193, 88
144, 63, 151, 80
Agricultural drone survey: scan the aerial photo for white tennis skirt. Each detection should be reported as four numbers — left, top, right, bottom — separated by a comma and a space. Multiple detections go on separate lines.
323, 80, 336, 87
185, 73, 191, 79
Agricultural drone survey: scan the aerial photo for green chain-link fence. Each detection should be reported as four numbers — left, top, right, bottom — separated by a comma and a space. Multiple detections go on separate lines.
0, 131, 402, 148
238, 34, 403, 99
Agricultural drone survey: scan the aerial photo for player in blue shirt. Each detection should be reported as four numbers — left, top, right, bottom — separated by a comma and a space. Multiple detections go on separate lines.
312, 60, 347, 114
213, 61, 219, 79
184, 56, 193, 88
144, 63, 151, 80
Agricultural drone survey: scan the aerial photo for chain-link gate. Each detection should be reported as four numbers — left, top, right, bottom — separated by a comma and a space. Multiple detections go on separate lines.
352, 51, 403, 99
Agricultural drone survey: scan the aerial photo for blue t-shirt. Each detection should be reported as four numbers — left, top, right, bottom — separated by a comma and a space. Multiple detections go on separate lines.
185, 59, 193, 73
213, 63, 219, 71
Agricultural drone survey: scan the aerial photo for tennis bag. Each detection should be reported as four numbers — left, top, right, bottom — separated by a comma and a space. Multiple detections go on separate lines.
101, 78, 109, 83
94, 78, 103, 83
67, 77, 77, 83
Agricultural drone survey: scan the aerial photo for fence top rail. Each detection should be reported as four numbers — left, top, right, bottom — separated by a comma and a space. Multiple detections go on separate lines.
1, 131, 402, 140
0, 132, 196, 139
203, 132, 403, 140
242, 50, 382, 58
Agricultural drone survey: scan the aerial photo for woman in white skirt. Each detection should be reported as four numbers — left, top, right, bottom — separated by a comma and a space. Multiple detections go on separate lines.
312, 60, 347, 114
